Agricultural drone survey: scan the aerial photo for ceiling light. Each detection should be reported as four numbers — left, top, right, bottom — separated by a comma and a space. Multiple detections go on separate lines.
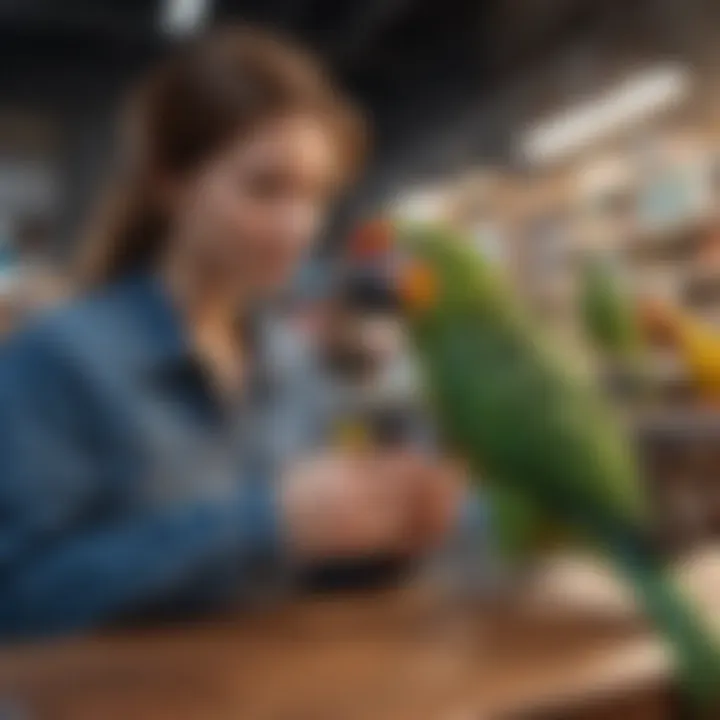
160, 0, 211, 36
521, 65, 691, 165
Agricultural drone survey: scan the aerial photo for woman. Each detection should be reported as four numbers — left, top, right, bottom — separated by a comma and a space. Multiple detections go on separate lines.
0, 28, 462, 638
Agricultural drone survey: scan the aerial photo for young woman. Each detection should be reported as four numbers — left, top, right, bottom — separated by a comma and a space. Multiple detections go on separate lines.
0, 28, 463, 638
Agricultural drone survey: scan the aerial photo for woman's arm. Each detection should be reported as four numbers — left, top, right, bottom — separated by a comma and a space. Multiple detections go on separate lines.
0, 489, 280, 639
0, 331, 282, 639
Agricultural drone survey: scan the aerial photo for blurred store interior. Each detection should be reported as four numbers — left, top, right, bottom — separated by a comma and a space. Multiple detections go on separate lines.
4, 1, 720, 718
5, 1, 716, 248
5, 0, 720, 540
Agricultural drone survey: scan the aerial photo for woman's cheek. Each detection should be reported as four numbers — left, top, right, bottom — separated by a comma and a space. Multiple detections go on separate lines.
261, 206, 318, 269
255, 241, 302, 288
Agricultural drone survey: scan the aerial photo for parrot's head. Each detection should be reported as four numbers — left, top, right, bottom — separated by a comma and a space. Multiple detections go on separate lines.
396, 223, 481, 317
366, 223, 498, 320
345, 219, 502, 326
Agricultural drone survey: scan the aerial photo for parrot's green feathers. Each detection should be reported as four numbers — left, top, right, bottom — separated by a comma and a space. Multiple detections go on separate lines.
395, 222, 513, 319
397, 222, 720, 705
397, 222, 647, 529
580, 254, 643, 358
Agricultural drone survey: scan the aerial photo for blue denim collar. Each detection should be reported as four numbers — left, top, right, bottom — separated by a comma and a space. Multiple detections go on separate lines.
119, 272, 279, 402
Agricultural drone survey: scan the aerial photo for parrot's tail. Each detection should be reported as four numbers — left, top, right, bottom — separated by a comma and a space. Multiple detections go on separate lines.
617, 549, 720, 708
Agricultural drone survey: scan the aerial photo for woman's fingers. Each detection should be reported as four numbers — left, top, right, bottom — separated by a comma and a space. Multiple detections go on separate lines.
361, 450, 467, 553
409, 458, 467, 549
281, 450, 468, 562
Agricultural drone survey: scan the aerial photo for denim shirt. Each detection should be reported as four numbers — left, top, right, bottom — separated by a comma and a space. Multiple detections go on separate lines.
0, 274, 328, 639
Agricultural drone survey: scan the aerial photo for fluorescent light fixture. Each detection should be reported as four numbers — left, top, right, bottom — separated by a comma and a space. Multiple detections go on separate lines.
521, 65, 691, 165
160, 0, 211, 36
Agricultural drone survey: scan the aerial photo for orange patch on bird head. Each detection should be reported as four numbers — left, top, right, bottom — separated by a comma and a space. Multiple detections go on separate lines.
397, 260, 438, 313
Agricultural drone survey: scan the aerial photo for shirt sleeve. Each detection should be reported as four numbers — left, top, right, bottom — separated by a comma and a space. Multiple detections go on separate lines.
0, 331, 284, 640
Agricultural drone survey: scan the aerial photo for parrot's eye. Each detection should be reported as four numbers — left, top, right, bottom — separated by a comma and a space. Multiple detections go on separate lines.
396, 260, 438, 313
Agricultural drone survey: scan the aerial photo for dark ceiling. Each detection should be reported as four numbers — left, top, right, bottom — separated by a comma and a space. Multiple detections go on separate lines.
0, 0, 604, 143
0, 0, 630, 235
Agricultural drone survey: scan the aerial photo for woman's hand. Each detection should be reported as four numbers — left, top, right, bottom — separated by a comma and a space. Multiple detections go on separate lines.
280, 450, 466, 562
387, 451, 467, 552
280, 452, 410, 561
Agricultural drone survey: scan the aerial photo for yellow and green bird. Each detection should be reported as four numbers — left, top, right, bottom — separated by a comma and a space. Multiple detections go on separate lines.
580, 253, 643, 360
378, 221, 720, 705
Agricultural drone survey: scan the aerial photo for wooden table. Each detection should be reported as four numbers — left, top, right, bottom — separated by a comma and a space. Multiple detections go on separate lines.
2, 550, 720, 720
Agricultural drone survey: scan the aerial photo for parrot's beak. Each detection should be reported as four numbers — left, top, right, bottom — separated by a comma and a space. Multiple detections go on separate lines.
394, 259, 438, 314
343, 218, 437, 315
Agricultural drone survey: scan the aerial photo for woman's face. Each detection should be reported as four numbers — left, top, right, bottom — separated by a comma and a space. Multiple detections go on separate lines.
169, 114, 343, 298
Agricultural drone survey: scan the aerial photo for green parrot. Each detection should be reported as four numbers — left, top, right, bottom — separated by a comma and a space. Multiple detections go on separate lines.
579, 252, 652, 402
390, 222, 720, 705
580, 252, 643, 359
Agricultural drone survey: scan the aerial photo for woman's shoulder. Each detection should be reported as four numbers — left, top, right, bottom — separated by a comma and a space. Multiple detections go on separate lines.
0, 278, 143, 373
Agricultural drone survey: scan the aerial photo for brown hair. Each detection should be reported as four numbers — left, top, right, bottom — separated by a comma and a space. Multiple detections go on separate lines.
79, 26, 365, 287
